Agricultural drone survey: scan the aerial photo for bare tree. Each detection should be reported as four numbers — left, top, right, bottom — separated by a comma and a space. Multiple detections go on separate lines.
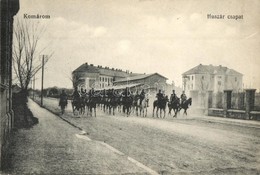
12, 18, 53, 92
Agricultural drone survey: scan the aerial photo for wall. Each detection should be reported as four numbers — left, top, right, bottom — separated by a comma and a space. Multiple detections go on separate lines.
0, 0, 19, 169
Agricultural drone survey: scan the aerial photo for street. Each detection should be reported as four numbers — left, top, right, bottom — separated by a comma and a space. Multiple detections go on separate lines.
20, 97, 259, 175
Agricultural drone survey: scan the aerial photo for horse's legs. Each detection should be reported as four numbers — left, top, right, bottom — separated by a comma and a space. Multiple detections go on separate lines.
184, 109, 187, 115
113, 106, 115, 115
127, 107, 129, 117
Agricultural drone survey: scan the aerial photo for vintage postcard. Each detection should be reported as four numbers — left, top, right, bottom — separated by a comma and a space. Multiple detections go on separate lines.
1, 0, 259, 174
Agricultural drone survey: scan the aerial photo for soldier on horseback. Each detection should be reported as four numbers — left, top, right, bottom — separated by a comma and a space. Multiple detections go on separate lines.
122, 87, 131, 98
156, 89, 163, 101
170, 90, 178, 103
72, 87, 81, 102
180, 91, 187, 106
139, 89, 145, 104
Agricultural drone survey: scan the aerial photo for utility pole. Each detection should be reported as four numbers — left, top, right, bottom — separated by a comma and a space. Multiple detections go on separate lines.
41, 55, 45, 107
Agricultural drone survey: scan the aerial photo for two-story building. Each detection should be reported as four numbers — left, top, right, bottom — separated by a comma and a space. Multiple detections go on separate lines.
182, 64, 243, 107
182, 64, 243, 94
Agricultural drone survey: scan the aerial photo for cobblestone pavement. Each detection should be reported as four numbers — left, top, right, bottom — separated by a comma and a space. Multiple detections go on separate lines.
3, 99, 149, 175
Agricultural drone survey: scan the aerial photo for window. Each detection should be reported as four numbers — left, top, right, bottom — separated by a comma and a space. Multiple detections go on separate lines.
235, 77, 237, 82
218, 81, 221, 85
100, 77, 101, 81
202, 76, 204, 80
102, 77, 104, 82
218, 76, 221, 79
191, 76, 194, 80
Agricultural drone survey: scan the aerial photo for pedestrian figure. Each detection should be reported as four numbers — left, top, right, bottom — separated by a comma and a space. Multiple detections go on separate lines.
59, 90, 68, 114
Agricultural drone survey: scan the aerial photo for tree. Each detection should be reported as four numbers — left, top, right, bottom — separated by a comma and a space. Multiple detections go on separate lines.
12, 18, 52, 93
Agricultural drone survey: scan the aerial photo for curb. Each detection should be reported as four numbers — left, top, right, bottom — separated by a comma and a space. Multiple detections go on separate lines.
30, 99, 83, 131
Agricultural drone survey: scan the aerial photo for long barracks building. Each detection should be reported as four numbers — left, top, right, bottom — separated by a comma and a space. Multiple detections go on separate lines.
72, 63, 169, 94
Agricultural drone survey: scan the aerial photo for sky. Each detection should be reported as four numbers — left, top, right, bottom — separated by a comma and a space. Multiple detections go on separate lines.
15, 0, 260, 90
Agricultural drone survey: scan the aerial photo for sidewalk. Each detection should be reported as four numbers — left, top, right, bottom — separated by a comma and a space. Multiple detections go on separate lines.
3, 99, 147, 175
188, 114, 260, 128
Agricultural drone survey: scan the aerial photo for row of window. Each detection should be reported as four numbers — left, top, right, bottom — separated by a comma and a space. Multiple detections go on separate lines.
188, 75, 237, 81
100, 76, 113, 83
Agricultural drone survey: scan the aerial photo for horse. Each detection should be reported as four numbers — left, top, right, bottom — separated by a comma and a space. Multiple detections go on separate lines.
71, 97, 85, 116
87, 94, 98, 117
168, 97, 180, 117
122, 95, 133, 117
153, 96, 169, 118
132, 94, 140, 116
107, 93, 120, 115
138, 94, 149, 117
178, 98, 192, 115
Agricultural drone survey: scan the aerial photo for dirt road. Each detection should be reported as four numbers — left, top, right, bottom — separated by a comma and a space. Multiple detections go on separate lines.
33, 97, 260, 174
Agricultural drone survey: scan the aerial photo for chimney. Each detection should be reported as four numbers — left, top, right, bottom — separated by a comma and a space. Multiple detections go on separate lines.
85, 62, 88, 65
90, 64, 93, 66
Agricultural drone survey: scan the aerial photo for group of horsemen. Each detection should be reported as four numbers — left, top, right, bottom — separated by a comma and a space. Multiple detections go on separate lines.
59, 86, 188, 110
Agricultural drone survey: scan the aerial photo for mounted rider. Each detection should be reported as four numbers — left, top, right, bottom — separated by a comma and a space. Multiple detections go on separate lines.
89, 88, 95, 98
170, 90, 178, 103
180, 91, 187, 106
156, 89, 164, 101
122, 87, 131, 98
134, 90, 139, 105
72, 87, 81, 101
139, 89, 146, 105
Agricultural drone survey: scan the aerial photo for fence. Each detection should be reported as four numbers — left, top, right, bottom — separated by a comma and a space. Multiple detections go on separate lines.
207, 89, 260, 120
231, 92, 245, 110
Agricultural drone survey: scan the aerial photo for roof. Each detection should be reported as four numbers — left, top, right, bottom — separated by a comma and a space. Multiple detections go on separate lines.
95, 83, 143, 91
113, 73, 168, 83
99, 68, 129, 77
73, 63, 99, 73
73, 63, 133, 77
182, 64, 243, 76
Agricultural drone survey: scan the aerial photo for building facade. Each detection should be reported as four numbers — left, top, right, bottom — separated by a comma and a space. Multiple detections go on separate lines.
0, 0, 19, 169
72, 63, 139, 90
113, 73, 168, 96
182, 64, 243, 94
72, 63, 169, 97
182, 64, 243, 108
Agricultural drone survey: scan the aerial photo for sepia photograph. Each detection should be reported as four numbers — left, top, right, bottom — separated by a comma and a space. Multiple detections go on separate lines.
1, 0, 260, 174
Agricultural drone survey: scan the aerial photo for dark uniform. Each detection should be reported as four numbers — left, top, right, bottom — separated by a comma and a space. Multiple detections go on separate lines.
180, 91, 187, 105
170, 90, 177, 103
72, 88, 80, 101
139, 89, 145, 105
59, 90, 68, 106
156, 90, 163, 101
